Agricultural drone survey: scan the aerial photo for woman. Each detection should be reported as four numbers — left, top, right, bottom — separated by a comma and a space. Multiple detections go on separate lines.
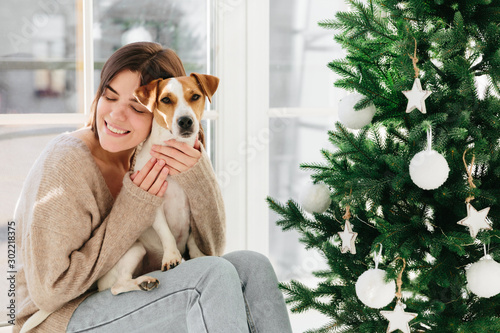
14, 42, 293, 333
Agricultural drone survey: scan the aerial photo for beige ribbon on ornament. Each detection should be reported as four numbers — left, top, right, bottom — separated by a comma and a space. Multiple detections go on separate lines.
395, 257, 407, 301
463, 149, 476, 203
342, 188, 353, 220
409, 37, 420, 78
343, 205, 352, 220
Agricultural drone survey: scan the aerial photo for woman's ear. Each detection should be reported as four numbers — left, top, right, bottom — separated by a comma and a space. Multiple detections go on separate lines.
134, 79, 162, 112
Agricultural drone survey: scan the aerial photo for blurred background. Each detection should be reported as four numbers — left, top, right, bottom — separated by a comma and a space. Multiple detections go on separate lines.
0, 0, 350, 331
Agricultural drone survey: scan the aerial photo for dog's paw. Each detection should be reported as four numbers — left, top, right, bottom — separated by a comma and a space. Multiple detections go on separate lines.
137, 276, 160, 291
161, 249, 182, 271
110, 276, 159, 295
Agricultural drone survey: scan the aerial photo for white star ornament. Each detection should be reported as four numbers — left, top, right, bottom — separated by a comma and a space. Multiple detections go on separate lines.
402, 78, 432, 114
338, 220, 357, 254
380, 301, 418, 333
457, 203, 492, 238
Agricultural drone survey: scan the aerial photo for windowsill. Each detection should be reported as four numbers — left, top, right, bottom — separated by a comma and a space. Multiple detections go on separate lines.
0, 325, 12, 333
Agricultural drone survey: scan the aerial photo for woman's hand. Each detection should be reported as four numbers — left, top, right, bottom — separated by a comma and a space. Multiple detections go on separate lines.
130, 157, 169, 197
150, 138, 202, 175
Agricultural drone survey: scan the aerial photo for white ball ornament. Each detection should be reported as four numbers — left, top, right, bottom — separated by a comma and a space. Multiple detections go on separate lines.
466, 255, 500, 298
338, 93, 376, 129
355, 268, 396, 308
409, 149, 450, 190
300, 183, 331, 214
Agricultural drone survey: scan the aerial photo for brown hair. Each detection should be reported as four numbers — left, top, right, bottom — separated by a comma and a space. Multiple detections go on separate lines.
87, 42, 186, 138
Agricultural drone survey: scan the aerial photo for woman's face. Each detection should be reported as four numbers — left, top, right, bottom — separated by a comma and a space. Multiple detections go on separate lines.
95, 70, 153, 153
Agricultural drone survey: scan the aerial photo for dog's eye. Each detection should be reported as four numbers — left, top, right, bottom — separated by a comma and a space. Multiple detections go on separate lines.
191, 94, 201, 101
161, 97, 171, 104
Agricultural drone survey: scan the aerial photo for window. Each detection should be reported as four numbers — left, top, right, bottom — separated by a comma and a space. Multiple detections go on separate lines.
268, 0, 351, 329
0, 0, 79, 116
268, 0, 347, 279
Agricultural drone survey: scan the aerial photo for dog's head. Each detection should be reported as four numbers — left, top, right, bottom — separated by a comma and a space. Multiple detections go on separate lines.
134, 73, 219, 145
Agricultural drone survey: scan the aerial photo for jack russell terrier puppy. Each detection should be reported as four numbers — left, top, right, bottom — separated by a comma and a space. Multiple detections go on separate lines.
97, 72, 219, 295
19, 73, 219, 333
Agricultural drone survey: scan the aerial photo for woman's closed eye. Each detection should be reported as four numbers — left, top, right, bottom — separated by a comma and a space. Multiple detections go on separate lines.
131, 105, 146, 114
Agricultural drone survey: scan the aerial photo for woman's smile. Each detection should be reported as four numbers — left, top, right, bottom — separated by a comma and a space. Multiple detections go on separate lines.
105, 121, 131, 136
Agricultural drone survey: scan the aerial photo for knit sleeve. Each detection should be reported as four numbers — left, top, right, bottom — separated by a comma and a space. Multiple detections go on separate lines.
171, 146, 226, 256
19, 143, 164, 312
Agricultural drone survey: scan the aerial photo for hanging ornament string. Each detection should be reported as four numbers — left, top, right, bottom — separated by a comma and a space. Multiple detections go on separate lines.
374, 243, 383, 270
463, 150, 476, 203
426, 126, 432, 151
409, 37, 419, 78
342, 188, 353, 220
395, 257, 407, 301
343, 204, 352, 220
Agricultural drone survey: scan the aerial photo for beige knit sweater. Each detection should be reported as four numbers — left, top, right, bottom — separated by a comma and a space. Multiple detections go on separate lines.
13, 134, 226, 332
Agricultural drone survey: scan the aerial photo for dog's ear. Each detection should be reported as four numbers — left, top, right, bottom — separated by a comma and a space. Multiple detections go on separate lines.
134, 79, 162, 112
190, 73, 219, 103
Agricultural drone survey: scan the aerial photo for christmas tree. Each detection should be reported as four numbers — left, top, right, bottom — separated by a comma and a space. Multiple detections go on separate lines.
267, 0, 500, 332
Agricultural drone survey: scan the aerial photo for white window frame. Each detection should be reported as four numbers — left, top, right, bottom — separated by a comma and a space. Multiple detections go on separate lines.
214, 0, 270, 255
216, 0, 338, 256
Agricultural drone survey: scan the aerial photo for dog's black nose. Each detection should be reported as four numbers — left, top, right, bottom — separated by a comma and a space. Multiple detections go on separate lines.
177, 116, 193, 130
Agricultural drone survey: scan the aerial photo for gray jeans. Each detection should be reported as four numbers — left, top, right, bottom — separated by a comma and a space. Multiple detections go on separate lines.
67, 251, 293, 333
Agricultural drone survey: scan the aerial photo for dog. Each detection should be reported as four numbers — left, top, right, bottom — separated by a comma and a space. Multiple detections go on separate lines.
19, 73, 219, 332
97, 72, 219, 295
